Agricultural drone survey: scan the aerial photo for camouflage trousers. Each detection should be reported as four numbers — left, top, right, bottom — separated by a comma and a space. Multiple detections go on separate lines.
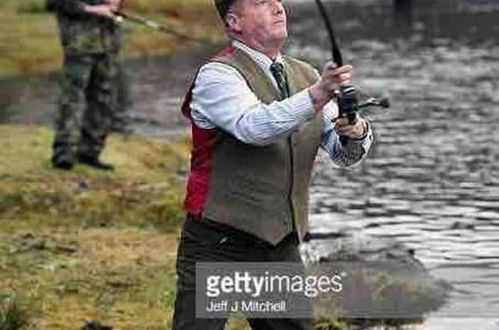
52, 52, 128, 162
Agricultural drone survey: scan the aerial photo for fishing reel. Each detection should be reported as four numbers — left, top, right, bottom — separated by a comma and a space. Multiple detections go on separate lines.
313, 0, 391, 124
336, 85, 390, 124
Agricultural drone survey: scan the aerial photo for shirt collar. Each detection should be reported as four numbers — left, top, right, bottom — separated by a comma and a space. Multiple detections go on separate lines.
232, 39, 284, 76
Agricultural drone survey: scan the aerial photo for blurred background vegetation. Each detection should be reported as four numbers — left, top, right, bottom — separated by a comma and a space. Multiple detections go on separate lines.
1, 0, 222, 76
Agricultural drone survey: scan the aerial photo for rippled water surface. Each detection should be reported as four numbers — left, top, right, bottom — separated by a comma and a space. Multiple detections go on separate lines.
290, 0, 499, 327
2, 0, 499, 328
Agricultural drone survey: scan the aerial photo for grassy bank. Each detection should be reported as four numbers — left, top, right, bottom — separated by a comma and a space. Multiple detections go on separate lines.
2, 0, 222, 76
0, 125, 186, 329
0, 125, 254, 329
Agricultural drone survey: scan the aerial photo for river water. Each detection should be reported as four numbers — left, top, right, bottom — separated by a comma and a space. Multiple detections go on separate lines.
290, 0, 499, 329
1, 0, 499, 329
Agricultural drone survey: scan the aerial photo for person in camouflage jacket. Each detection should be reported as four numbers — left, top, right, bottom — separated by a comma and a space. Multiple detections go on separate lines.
48, 0, 127, 170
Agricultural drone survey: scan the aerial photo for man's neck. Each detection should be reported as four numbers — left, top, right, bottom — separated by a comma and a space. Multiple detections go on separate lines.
233, 37, 283, 60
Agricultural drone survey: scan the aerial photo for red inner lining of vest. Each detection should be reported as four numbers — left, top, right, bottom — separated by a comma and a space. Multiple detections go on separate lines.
181, 44, 237, 214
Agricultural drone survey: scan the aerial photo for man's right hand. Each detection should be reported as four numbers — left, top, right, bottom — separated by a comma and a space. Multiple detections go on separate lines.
309, 61, 354, 111
83, 4, 113, 18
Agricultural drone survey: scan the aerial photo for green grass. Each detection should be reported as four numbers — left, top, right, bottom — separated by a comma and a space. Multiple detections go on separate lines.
0, 293, 34, 330
0, 124, 256, 329
1, 0, 222, 76
0, 124, 188, 329
0, 125, 189, 233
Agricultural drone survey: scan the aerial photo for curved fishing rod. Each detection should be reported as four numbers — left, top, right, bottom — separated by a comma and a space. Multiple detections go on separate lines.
112, 11, 211, 44
314, 0, 343, 67
314, 0, 390, 123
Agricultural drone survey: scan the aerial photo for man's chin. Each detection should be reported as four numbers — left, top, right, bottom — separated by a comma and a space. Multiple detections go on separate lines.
272, 30, 288, 43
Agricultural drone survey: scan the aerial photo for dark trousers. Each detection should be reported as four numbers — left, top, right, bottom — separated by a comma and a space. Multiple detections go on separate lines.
53, 53, 118, 161
171, 215, 312, 330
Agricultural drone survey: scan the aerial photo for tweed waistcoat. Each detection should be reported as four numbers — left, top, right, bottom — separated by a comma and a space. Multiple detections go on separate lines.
182, 45, 323, 245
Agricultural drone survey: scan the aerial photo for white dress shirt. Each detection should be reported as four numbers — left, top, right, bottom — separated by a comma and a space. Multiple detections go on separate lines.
190, 39, 373, 167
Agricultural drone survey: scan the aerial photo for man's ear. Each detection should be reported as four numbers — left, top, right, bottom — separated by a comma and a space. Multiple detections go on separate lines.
226, 12, 242, 33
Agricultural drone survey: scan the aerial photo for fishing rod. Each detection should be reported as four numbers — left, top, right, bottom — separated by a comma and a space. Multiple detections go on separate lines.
112, 11, 210, 43
314, 0, 390, 124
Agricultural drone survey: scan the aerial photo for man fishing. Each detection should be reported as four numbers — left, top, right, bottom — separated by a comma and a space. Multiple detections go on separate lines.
172, 0, 375, 328
47, 0, 127, 170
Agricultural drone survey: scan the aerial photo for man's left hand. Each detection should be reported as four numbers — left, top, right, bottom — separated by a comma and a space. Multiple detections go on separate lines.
105, 0, 122, 12
334, 116, 368, 140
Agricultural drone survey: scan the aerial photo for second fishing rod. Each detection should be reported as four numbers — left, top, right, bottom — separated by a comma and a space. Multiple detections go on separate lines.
78, 0, 209, 42
111, 11, 210, 43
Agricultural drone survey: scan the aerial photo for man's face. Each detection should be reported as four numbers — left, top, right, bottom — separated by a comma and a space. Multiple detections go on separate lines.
229, 0, 288, 47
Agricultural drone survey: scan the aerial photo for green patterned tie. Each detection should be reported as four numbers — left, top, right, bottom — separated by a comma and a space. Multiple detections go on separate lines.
270, 61, 290, 99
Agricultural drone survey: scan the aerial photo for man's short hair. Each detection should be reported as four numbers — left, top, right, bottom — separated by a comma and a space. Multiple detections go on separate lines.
214, 0, 238, 22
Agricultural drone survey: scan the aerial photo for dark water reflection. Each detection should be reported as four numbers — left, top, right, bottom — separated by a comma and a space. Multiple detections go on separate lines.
1, 0, 499, 327
289, 0, 499, 327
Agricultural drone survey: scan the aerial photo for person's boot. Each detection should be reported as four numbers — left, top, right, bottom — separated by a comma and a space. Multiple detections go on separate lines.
77, 153, 115, 171
51, 151, 74, 170
81, 319, 113, 330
